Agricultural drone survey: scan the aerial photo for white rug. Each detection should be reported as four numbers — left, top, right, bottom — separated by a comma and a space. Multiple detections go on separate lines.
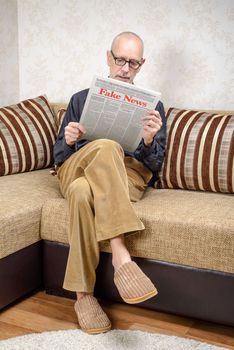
0, 329, 227, 350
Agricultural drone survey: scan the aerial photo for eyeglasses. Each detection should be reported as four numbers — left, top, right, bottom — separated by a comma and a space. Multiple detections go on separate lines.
110, 50, 142, 70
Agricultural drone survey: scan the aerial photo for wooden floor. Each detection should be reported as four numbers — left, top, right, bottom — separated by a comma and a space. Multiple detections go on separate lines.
0, 291, 233, 349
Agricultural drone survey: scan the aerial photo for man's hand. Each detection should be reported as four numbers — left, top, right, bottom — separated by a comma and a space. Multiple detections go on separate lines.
64, 122, 86, 146
142, 110, 162, 146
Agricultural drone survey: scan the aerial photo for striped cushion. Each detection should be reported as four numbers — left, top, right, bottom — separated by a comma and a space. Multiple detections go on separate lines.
159, 108, 234, 193
0, 95, 57, 176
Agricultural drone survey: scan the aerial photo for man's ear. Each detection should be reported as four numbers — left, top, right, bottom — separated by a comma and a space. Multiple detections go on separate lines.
106, 50, 111, 67
136, 58, 145, 73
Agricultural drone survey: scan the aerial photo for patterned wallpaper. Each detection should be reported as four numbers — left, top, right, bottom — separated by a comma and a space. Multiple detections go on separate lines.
0, 0, 19, 106
1, 0, 234, 110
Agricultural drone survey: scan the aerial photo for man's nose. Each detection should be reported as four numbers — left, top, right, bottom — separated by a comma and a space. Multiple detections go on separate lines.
121, 62, 130, 72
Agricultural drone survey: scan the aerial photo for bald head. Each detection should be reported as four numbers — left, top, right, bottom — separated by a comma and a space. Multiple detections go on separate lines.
111, 32, 144, 57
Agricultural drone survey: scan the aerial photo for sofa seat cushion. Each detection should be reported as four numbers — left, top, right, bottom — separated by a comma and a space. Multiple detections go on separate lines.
0, 169, 62, 258
40, 188, 234, 274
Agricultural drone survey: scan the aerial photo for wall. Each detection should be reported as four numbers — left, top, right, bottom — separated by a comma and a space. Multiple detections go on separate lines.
2, 0, 234, 110
0, 0, 19, 106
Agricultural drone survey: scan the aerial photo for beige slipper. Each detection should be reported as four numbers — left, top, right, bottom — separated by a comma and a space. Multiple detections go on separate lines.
74, 295, 111, 334
114, 261, 158, 304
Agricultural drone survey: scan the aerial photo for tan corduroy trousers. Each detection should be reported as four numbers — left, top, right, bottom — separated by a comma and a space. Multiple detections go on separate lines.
57, 139, 152, 293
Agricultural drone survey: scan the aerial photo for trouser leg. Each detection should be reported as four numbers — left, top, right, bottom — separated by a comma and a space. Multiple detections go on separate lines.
58, 139, 152, 292
63, 177, 99, 292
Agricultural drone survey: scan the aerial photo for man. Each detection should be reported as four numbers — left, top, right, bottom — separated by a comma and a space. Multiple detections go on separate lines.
54, 32, 166, 334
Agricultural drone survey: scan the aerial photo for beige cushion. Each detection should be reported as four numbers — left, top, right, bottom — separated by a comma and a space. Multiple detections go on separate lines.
0, 96, 57, 176
0, 169, 62, 258
159, 108, 234, 193
50, 103, 67, 132
40, 188, 234, 274
56, 108, 66, 133
50, 102, 67, 118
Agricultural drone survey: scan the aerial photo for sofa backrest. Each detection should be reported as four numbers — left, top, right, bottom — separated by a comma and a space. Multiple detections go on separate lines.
50, 103, 234, 194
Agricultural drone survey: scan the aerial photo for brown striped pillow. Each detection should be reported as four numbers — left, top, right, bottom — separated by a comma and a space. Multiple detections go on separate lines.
0, 95, 57, 176
159, 108, 234, 193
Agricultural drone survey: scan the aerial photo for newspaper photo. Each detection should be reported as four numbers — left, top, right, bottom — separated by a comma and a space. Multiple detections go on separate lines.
79, 75, 161, 152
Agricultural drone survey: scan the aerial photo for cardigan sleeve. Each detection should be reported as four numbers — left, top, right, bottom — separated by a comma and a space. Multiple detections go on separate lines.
133, 101, 166, 175
53, 94, 79, 166
53, 90, 89, 166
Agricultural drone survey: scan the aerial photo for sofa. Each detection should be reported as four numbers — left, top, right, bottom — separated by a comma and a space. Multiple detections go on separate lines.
0, 95, 233, 327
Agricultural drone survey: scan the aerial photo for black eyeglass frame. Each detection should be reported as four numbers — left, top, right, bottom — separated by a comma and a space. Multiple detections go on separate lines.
110, 50, 142, 70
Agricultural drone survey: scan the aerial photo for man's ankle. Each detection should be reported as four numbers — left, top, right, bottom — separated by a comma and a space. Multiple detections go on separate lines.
110, 235, 131, 271
112, 253, 131, 272
76, 292, 92, 300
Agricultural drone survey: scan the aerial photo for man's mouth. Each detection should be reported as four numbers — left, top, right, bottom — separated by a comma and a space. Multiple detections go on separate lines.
116, 76, 130, 82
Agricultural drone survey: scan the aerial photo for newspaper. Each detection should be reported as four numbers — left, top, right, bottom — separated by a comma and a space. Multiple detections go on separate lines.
79, 75, 161, 152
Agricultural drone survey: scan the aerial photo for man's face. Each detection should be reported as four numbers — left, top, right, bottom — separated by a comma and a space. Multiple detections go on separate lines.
107, 36, 145, 84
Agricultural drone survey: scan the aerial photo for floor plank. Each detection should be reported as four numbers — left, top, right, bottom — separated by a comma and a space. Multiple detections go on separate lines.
0, 321, 35, 340
101, 300, 194, 335
0, 291, 233, 349
187, 321, 234, 349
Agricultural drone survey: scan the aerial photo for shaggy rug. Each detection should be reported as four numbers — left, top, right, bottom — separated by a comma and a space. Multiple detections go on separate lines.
0, 329, 227, 350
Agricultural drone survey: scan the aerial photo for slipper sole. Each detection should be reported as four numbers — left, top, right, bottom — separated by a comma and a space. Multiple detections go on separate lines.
122, 288, 158, 304
84, 323, 112, 334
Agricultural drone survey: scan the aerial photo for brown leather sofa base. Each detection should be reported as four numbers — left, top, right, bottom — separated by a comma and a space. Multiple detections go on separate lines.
0, 241, 42, 310
43, 240, 234, 327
